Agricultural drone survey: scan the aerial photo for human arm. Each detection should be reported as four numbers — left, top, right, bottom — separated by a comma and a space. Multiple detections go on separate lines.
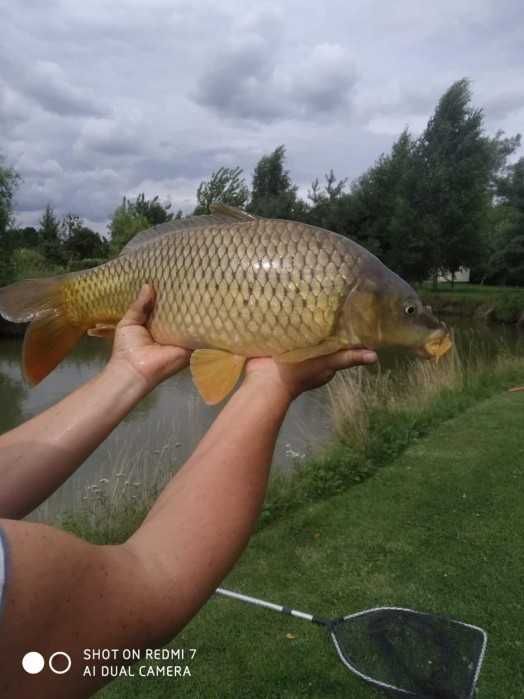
0, 286, 190, 519
0, 346, 376, 698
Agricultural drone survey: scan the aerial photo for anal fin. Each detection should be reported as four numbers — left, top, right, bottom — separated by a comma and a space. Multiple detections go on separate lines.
276, 337, 346, 364
23, 310, 84, 385
190, 349, 246, 405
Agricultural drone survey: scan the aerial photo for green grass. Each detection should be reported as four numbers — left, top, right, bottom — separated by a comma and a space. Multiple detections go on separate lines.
96, 388, 524, 698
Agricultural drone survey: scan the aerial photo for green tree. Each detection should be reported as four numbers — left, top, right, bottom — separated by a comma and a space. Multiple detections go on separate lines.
0, 157, 20, 236
248, 145, 304, 219
133, 193, 173, 225
108, 197, 150, 254
306, 170, 349, 232
194, 166, 249, 214
62, 213, 83, 239
497, 156, 524, 212
61, 214, 109, 262
476, 156, 524, 285
1, 226, 38, 255
416, 79, 495, 286
340, 130, 431, 281
38, 204, 64, 264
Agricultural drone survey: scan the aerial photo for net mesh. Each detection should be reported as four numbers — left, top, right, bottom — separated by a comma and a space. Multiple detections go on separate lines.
331, 608, 485, 698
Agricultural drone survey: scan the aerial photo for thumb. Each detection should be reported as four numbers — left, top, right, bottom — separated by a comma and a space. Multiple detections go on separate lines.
118, 284, 155, 328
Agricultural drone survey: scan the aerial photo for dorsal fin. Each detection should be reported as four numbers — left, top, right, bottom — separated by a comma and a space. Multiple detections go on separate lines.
208, 203, 256, 221
120, 206, 255, 255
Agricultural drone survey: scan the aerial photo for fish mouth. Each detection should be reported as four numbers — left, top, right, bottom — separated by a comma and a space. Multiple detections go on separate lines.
415, 328, 453, 360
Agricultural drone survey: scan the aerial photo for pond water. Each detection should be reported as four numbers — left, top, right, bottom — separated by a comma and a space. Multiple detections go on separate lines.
0, 318, 522, 517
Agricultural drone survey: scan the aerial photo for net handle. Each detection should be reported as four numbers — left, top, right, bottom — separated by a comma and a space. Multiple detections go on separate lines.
215, 587, 320, 623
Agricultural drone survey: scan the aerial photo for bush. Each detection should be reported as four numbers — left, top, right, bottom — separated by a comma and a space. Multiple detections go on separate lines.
11, 248, 64, 279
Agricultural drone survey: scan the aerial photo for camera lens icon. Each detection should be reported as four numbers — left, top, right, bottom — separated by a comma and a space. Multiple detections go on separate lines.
22, 651, 72, 675
49, 651, 72, 674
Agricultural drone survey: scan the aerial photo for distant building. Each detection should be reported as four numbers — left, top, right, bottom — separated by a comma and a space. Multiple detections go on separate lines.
437, 267, 470, 283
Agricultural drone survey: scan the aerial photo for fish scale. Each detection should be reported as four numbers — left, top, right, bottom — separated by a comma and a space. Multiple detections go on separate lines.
0, 205, 452, 402
62, 219, 357, 357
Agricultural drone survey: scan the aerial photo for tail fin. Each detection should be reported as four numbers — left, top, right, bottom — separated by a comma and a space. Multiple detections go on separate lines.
0, 276, 84, 385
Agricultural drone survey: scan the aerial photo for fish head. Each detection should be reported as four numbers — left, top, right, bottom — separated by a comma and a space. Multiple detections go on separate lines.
340, 258, 452, 360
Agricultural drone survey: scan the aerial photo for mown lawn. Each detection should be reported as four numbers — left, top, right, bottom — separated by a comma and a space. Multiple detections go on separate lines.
97, 387, 524, 698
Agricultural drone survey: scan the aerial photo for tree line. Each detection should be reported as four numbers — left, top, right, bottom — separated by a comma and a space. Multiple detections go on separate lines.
1, 78, 523, 287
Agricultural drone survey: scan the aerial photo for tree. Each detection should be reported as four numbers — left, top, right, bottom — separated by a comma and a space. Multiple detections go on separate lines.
133, 193, 173, 225
476, 155, 524, 285
338, 130, 432, 281
248, 145, 304, 219
61, 214, 109, 261
0, 157, 20, 236
62, 213, 83, 239
497, 156, 524, 213
416, 79, 495, 286
306, 170, 349, 231
108, 197, 150, 254
38, 204, 64, 264
194, 166, 249, 214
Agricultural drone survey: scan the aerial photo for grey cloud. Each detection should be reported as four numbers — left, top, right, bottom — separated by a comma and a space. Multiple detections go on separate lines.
0, 49, 106, 119
19, 61, 106, 118
484, 90, 524, 120
194, 41, 357, 123
74, 118, 146, 160
2, 0, 523, 233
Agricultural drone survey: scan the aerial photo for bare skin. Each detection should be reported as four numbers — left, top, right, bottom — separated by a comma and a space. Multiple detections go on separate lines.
0, 285, 377, 698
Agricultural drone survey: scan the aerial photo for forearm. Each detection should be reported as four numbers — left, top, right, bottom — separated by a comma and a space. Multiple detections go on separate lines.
0, 362, 147, 519
125, 375, 291, 639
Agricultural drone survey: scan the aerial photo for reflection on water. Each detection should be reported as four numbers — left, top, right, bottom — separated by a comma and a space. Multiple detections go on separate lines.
0, 336, 332, 517
0, 319, 522, 517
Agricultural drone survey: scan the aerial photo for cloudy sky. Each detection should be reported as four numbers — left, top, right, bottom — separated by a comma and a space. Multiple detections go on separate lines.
1, 0, 523, 233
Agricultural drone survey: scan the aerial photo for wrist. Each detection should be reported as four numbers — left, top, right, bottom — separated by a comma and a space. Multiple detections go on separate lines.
242, 372, 295, 406
100, 359, 152, 404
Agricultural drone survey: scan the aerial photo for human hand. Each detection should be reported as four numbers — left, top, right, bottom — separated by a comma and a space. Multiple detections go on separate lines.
245, 348, 377, 402
107, 285, 190, 393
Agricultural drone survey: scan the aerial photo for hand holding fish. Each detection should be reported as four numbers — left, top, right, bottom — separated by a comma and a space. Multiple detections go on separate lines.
107, 284, 190, 394
245, 348, 377, 402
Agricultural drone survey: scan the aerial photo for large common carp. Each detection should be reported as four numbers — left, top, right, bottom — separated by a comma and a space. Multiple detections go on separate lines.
0, 205, 451, 404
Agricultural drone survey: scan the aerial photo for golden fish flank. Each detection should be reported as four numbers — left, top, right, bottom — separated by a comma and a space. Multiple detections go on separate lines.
0, 204, 452, 404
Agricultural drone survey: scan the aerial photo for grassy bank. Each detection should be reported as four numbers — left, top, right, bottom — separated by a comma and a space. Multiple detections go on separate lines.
93, 386, 524, 698
420, 282, 524, 323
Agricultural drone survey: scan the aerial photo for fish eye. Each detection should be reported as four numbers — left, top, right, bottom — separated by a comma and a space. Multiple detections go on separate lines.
404, 302, 417, 316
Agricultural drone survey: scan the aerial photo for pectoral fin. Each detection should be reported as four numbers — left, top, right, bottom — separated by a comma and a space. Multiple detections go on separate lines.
276, 337, 346, 364
87, 323, 116, 338
190, 349, 246, 405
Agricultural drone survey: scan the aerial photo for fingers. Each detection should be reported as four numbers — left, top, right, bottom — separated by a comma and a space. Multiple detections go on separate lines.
119, 285, 155, 328
308, 348, 377, 374
323, 348, 377, 370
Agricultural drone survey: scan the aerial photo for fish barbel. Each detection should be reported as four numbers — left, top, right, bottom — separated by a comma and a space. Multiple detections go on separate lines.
0, 204, 452, 404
